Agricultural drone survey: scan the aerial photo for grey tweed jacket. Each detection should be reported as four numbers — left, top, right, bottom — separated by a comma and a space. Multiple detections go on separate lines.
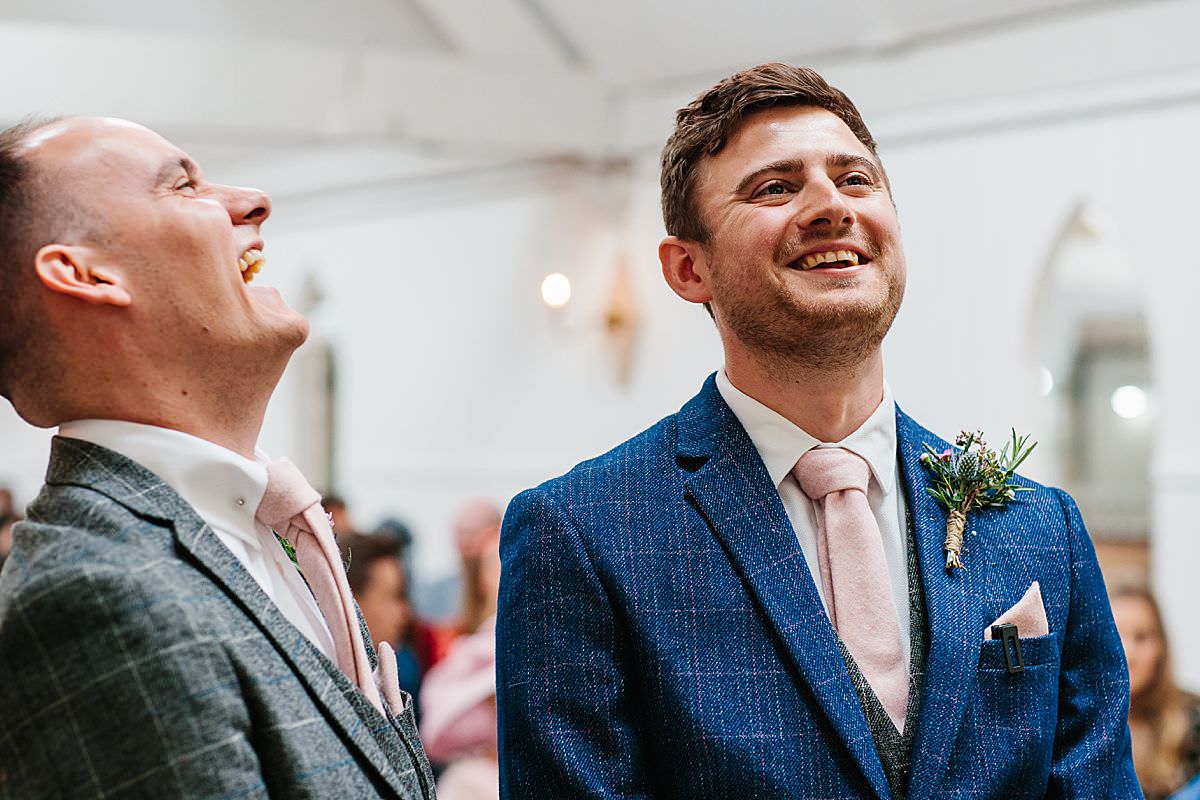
0, 436, 435, 799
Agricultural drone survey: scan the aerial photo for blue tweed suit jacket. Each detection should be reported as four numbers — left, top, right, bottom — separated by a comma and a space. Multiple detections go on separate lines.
0, 437, 435, 799
496, 376, 1140, 799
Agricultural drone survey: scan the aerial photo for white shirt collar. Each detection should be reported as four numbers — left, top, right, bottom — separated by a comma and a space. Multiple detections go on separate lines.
715, 369, 897, 492
57, 419, 270, 550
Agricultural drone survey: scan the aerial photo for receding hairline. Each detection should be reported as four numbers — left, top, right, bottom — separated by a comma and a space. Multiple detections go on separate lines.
17, 116, 150, 152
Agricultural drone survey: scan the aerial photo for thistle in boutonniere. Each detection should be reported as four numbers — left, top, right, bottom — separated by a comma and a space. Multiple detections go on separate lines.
919, 429, 1037, 572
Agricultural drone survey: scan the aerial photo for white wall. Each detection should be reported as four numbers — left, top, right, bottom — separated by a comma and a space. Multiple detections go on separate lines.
253, 165, 722, 580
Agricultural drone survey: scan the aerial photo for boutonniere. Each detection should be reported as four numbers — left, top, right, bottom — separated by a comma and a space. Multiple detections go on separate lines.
919, 429, 1037, 572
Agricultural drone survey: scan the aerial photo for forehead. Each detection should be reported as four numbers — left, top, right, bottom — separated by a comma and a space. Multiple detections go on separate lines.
22, 118, 188, 185
368, 556, 405, 587
698, 106, 874, 188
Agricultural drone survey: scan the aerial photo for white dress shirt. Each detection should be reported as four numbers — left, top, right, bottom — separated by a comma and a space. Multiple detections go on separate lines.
715, 370, 912, 671
58, 419, 336, 661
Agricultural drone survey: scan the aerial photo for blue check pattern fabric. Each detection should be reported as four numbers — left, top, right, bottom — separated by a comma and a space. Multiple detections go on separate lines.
496, 374, 1141, 799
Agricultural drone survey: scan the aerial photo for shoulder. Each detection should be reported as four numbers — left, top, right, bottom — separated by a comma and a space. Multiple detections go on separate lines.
2, 483, 173, 595
502, 412, 683, 570
1, 484, 210, 661
512, 411, 679, 511
2, 531, 200, 653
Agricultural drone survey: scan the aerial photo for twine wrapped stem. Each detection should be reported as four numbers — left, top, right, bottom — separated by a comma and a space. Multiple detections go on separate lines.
944, 508, 967, 571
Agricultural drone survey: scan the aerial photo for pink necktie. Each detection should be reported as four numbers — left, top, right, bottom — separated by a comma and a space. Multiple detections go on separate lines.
793, 447, 908, 732
256, 458, 385, 714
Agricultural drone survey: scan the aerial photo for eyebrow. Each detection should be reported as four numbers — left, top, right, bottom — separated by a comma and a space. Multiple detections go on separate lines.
154, 156, 198, 188
733, 153, 881, 195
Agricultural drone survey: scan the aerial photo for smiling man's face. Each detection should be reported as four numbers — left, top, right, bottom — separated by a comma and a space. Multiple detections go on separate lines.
23, 118, 308, 365
690, 105, 906, 368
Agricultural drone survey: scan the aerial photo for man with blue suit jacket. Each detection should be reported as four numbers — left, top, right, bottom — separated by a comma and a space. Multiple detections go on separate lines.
496, 64, 1140, 799
0, 118, 433, 798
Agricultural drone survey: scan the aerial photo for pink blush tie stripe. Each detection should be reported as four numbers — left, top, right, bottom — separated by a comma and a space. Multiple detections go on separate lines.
256, 458, 385, 714
793, 447, 908, 732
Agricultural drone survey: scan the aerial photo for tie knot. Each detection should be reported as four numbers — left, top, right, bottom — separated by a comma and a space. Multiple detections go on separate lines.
256, 458, 323, 530
793, 447, 871, 500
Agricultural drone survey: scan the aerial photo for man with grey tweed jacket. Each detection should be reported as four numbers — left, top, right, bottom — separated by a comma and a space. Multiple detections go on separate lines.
0, 117, 434, 798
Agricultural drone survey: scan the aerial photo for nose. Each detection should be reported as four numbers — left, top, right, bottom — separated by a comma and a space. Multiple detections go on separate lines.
221, 184, 272, 226
796, 177, 854, 229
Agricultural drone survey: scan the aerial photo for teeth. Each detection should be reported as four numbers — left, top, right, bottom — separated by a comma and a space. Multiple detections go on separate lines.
799, 249, 860, 269
239, 248, 265, 283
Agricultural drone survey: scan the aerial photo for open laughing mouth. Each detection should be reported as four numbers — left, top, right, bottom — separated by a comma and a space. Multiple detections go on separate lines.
788, 247, 870, 271
238, 248, 265, 283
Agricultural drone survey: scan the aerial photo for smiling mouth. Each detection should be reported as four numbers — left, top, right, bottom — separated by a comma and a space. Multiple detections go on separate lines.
238, 248, 265, 283
790, 249, 868, 270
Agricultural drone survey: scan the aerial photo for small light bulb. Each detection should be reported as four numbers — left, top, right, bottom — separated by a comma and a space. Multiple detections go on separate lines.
1110, 385, 1147, 420
541, 273, 571, 309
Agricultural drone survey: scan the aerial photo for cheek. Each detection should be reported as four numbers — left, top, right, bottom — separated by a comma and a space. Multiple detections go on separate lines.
166, 200, 233, 254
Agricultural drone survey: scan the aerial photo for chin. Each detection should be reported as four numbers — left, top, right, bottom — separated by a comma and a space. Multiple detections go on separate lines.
252, 295, 310, 349
273, 320, 310, 356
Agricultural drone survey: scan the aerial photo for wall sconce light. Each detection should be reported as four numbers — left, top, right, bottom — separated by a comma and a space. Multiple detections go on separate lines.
541, 273, 571, 309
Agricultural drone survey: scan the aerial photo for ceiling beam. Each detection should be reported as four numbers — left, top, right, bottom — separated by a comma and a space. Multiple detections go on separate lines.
0, 20, 609, 157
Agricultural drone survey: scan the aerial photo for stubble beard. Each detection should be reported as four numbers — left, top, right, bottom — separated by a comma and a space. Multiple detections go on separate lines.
712, 250, 905, 374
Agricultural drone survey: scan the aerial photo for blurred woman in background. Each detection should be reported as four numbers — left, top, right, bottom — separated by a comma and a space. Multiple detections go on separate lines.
1112, 587, 1200, 799
419, 513, 502, 800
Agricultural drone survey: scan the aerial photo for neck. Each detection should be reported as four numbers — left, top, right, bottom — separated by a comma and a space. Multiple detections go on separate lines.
50, 359, 285, 460
724, 340, 885, 443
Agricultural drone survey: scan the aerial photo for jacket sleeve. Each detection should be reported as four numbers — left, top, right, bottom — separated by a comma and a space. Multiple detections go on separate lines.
496, 487, 655, 800
1046, 489, 1142, 798
0, 557, 269, 799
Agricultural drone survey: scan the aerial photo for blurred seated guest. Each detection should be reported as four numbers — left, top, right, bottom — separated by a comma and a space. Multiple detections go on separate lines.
420, 522, 501, 800
0, 486, 13, 517
376, 516, 415, 577
414, 499, 501, 627
1112, 587, 1200, 799
323, 492, 354, 535
339, 532, 424, 706
375, 517, 440, 680
0, 512, 20, 570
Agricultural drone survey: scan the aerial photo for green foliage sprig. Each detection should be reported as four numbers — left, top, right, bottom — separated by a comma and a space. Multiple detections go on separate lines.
919, 429, 1037, 571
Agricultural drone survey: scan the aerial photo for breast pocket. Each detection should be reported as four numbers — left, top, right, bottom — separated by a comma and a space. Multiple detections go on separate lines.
973, 631, 1061, 783
978, 630, 1060, 672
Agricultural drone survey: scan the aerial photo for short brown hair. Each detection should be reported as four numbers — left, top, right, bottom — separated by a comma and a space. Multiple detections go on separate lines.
660, 63, 880, 243
0, 116, 71, 403
0, 119, 48, 398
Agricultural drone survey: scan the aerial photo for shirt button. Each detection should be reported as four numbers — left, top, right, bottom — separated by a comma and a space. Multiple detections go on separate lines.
236, 498, 246, 507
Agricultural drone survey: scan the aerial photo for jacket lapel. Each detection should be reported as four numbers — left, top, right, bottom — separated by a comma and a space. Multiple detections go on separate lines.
678, 377, 892, 800
894, 412, 983, 800
44, 436, 415, 798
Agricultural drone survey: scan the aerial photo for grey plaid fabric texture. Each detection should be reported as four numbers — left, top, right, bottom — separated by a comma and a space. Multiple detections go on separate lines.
0, 437, 435, 799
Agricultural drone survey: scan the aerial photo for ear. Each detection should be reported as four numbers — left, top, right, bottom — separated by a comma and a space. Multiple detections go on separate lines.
659, 236, 713, 305
34, 245, 132, 307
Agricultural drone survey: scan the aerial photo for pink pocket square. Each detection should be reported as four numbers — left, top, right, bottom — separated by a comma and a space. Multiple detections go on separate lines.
984, 581, 1050, 640
374, 641, 407, 717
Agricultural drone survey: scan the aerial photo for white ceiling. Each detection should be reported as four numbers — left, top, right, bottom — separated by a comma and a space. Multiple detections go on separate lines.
0, 0, 1178, 190
0, 0, 448, 49
540, 0, 1108, 86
